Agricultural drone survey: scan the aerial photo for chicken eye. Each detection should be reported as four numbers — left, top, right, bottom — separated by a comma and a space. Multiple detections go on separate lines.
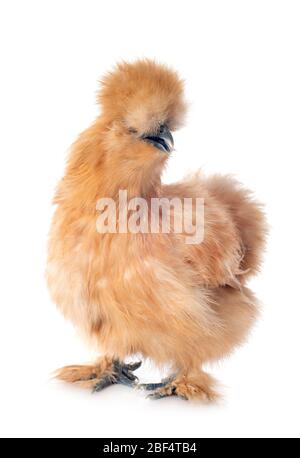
158, 124, 165, 134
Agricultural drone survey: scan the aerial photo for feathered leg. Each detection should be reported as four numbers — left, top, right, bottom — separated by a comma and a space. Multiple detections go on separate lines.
141, 286, 258, 401
55, 356, 141, 391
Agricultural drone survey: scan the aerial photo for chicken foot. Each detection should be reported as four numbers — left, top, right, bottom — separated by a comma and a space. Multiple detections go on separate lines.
140, 370, 219, 401
93, 360, 142, 392
55, 358, 142, 392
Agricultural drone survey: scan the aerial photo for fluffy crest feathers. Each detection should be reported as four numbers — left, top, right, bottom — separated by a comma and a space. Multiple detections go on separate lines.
98, 59, 187, 134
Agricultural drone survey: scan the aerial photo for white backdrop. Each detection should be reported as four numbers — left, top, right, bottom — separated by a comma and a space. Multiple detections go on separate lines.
0, 0, 299, 438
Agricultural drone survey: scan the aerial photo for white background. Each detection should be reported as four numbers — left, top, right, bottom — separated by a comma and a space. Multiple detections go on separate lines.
0, 0, 299, 438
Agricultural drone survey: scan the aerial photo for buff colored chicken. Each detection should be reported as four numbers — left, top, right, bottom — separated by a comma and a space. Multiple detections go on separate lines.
47, 60, 267, 400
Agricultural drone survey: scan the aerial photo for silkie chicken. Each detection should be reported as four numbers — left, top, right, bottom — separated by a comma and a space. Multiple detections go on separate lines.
47, 60, 267, 401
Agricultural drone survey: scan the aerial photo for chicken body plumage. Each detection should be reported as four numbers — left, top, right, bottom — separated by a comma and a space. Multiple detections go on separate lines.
47, 60, 267, 400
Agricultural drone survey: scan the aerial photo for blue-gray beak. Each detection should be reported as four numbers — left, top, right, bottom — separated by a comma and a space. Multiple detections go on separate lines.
142, 124, 174, 153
